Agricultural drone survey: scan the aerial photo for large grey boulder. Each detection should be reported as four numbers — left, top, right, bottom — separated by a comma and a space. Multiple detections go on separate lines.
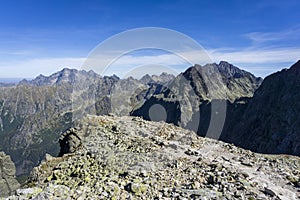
0, 151, 20, 197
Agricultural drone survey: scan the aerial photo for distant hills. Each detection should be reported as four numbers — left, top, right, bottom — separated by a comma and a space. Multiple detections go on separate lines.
0, 60, 299, 179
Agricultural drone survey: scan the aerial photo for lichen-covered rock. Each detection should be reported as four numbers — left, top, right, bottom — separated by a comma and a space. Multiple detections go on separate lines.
0, 151, 20, 197
7, 115, 300, 199
58, 128, 82, 156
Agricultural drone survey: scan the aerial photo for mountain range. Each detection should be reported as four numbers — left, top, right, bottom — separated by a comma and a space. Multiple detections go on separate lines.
0, 60, 299, 182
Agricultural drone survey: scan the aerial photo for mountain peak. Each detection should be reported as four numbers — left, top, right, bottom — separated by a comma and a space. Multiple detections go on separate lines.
19, 68, 100, 86
217, 61, 247, 78
289, 60, 300, 73
140, 73, 175, 85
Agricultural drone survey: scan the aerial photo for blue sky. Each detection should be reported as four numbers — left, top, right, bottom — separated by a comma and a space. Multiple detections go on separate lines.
0, 0, 300, 78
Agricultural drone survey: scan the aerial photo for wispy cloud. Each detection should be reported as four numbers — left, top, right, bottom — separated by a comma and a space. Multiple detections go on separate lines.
1, 26, 300, 79
0, 53, 189, 79
206, 26, 300, 77
208, 47, 300, 64
208, 47, 299, 77
83, 52, 191, 78
244, 25, 300, 45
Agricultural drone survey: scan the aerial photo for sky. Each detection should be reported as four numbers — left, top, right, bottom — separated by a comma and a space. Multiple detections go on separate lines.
0, 0, 300, 79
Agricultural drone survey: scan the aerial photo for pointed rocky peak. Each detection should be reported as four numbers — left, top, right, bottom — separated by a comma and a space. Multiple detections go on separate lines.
217, 61, 248, 78
169, 62, 263, 102
152, 72, 175, 83
87, 70, 99, 78
140, 73, 175, 85
53, 68, 79, 83
183, 61, 253, 80
140, 74, 153, 84
181, 64, 204, 80
125, 76, 136, 81
60, 68, 78, 74
289, 60, 300, 73
18, 68, 103, 86
103, 74, 119, 81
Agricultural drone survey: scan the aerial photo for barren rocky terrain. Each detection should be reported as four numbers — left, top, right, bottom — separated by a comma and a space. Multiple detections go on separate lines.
5, 115, 300, 199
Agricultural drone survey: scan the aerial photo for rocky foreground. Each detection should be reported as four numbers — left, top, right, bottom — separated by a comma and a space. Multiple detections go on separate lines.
5, 115, 300, 199
0, 152, 20, 197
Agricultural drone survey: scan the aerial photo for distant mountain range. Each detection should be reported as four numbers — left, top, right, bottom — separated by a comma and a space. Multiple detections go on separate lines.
0, 60, 299, 179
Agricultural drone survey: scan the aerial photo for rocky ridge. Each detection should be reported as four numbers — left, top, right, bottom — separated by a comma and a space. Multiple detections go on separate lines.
7, 115, 300, 199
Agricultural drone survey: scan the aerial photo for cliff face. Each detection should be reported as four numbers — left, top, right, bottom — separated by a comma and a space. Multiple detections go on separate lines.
7, 115, 300, 199
222, 61, 300, 156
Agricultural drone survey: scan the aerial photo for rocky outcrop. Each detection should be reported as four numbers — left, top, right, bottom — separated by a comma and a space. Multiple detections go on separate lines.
0, 152, 20, 197
58, 128, 82, 156
7, 115, 300, 199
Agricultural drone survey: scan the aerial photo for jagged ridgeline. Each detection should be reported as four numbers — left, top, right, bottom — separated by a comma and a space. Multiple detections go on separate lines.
0, 68, 175, 177
2, 60, 300, 186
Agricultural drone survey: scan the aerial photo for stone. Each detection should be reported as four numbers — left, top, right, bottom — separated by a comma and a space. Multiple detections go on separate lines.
0, 152, 20, 197
5, 115, 300, 199
263, 187, 276, 197
59, 128, 82, 156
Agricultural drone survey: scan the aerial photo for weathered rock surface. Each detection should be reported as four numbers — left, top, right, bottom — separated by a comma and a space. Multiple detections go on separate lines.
0, 152, 20, 197
7, 115, 300, 199
222, 60, 300, 156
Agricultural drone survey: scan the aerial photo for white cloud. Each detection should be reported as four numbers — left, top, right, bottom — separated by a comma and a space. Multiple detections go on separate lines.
83, 53, 191, 78
208, 47, 300, 64
207, 47, 300, 77
206, 26, 300, 77
1, 46, 298, 79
